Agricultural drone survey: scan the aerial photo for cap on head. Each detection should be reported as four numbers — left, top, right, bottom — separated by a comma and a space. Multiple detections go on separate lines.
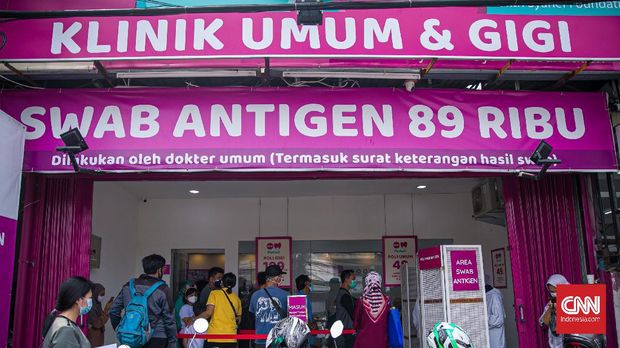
265, 265, 287, 278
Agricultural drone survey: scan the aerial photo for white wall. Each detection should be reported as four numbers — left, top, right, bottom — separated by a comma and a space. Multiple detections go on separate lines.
92, 183, 518, 347
90, 182, 140, 345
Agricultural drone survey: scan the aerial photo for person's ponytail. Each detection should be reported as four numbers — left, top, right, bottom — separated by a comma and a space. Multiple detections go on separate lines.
41, 310, 59, 338
222, 273, 237, 294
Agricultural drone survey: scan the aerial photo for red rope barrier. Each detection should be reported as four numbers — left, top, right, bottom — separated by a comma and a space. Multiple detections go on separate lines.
177, 329, 356, 340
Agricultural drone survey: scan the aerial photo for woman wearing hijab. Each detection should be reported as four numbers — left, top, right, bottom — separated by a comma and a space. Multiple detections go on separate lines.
539, 274, 569, 348
87, 283, 112, 347
353, 271, 390, 348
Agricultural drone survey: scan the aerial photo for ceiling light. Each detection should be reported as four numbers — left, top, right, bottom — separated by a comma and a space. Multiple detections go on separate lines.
116, 70, 257, 79
281, 70, 421, 80
189, 190, 200, 194
417, 185, 427, 189
0, 62, 96, 74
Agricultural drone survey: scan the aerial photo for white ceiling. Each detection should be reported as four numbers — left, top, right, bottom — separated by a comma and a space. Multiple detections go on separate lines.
113, 178, 485, 199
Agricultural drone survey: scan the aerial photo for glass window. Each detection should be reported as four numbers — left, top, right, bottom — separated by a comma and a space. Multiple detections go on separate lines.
595, 173, 620, 267
239, 240, 399, 324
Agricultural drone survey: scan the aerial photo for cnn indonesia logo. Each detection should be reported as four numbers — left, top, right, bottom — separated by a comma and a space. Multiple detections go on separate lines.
556, 284, 606, 334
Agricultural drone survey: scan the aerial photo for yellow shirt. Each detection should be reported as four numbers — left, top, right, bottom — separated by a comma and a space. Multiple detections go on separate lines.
206, 288, 242, 343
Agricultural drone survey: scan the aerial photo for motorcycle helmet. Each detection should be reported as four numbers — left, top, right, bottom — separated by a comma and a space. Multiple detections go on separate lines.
426, 322, 473, 348
266, 317, 310, 348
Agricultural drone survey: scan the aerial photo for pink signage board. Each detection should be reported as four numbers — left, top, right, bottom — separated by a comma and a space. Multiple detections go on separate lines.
100, 58, 620, 72
0, 87, 615, 173
418, 246, 442, 270
1, 8, 619, 62
287, 295, 308, 323
450, 250, 480, 292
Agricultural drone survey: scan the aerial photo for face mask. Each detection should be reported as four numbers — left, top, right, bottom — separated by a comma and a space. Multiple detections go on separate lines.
350, 280, 358, 289
98, 295, 105, 303
80, 298, 93, 315
550, 291, 557, 298
188, 296, 198, 304
308, 284, 313, 293
214, 279, 223, 288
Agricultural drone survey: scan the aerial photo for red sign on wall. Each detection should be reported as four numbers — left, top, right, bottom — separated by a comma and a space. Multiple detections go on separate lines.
556, 284, 606, 334
418, 246, 442, 270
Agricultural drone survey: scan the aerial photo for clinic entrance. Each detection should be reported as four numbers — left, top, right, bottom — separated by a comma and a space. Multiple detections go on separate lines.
9, 170, 602, 347
88, 175, 514, 347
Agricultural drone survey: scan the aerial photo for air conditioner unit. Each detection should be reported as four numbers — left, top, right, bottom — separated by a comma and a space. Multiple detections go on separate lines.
472, 179, 505, 226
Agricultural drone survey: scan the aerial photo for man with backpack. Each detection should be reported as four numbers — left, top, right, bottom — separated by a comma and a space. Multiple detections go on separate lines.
110, 254, 177, 348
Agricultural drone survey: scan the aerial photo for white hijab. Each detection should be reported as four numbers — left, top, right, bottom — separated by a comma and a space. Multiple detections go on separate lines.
546, 274, 569, 288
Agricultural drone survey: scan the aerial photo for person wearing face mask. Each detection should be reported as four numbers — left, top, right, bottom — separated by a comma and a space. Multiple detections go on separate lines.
353, 272, 389, 348
296, 274, 316, 347
539, 274, 569, 348
110, 254, 177, 348
175, 280, 195, 331
249, 265, 289, 348
334, 270, 357, 348
295, 275, 314, 324
42, 276, 94, 348
199, 267, 225, 306
179, 288, 199, 330
86, 283, 113, 347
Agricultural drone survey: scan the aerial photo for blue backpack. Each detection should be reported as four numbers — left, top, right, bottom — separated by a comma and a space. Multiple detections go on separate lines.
116, 279, 164, 348
387, 307, 404, 348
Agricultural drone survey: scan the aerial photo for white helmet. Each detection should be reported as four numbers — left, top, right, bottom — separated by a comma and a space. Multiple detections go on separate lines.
426, 322, 473, 348
266, 317, 310, 348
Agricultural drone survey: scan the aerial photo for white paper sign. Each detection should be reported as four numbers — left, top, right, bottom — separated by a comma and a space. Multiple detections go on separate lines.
256, 237, 292, 288
383, 236, 417, 287
491, 248, 507, 288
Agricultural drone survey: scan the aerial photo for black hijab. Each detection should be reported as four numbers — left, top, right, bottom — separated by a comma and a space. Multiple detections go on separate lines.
88, 283, 105, 324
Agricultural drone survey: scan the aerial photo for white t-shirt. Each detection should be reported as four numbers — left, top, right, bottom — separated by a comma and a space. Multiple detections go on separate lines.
182, 325, 205, 348
179, 304, 194, 329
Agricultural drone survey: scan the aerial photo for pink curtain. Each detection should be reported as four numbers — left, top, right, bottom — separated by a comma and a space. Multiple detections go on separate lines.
12, 174, 93, 348
503, 175, 583, 347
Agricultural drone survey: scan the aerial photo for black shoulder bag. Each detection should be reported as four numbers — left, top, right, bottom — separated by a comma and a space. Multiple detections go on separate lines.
221, 289, 240, 333
263, 288, 287, 319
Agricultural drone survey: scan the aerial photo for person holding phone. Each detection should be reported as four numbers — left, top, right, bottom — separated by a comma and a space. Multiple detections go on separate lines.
539, 274, 569, 348
87, 283, 113, 347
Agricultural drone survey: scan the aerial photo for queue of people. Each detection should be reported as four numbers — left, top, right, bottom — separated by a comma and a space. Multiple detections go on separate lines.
45, 253, 577, 348
39, 258, 392, 348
